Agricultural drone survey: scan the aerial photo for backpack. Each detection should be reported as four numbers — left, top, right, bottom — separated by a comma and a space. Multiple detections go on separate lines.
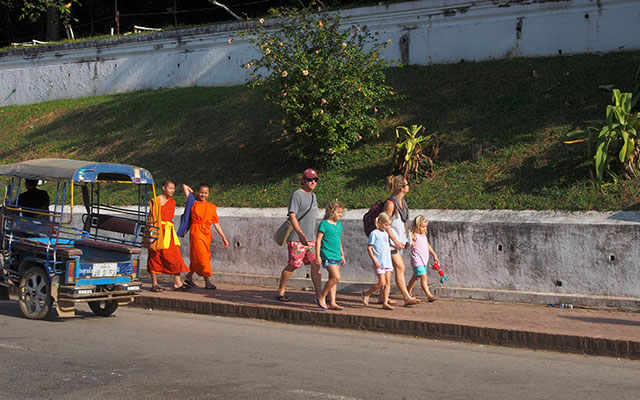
362, 198, 396, 237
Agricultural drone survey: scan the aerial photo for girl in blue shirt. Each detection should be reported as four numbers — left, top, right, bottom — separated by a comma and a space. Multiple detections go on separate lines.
314, 200, 346, 310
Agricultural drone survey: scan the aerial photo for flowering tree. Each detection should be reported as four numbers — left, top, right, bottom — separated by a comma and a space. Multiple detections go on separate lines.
241, 4, 396, 165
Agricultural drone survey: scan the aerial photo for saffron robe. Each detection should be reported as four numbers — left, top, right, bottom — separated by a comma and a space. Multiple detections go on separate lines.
188, 199, 219, 277
147, 197, 189, 274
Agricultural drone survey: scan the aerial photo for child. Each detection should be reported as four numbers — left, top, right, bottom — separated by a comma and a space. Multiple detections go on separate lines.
407, 215, 439, 302
315, 200, 346, 311
147, 179, 190, 292
362, 212, 395, 310
178, 183, 229, 290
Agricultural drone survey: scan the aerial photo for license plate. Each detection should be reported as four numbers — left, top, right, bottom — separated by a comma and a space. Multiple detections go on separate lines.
92, 263, 118, 277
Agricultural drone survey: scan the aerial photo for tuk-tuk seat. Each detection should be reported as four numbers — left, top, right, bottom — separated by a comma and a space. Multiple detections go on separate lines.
10, 239, 83, 258
74, 239, 142, 255
84, 214, 144, 236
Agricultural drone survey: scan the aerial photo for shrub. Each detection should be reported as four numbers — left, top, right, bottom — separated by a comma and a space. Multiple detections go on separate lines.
240, 3, 396, 165
393, 124, 435, 179
566, 89, 640, 183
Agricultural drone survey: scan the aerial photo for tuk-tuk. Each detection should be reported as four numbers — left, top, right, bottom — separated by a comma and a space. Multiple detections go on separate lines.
0, 158, 156, 319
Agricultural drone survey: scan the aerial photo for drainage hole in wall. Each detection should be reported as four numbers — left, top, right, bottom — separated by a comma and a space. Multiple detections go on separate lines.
235, 241, 241, 248
305, 273, 310, 278
177, 63, 180, 67
609, 254, 616, 262
497, 244, 503, 252
556, 280, 563, 287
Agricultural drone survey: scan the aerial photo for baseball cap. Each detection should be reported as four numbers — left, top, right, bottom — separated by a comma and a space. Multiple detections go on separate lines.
302, 168, 318, 179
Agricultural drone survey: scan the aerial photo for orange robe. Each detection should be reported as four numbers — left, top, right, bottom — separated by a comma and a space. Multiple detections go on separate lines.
189, 201, 219, 277
147, 197, 189, 275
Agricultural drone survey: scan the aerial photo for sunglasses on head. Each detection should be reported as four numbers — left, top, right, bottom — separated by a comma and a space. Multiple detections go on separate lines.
305, 177, 319, 182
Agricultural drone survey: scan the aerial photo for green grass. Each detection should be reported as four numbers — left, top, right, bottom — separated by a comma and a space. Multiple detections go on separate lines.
2, 51, 640, 210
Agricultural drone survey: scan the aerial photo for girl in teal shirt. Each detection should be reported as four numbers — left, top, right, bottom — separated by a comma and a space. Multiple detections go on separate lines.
315, 200, 346, 310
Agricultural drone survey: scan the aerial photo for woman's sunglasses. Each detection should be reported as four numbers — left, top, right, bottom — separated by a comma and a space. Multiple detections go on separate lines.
305, 177, 319, 182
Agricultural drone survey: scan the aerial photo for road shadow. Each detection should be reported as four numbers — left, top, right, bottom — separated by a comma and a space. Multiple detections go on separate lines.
560, 315, 640, 327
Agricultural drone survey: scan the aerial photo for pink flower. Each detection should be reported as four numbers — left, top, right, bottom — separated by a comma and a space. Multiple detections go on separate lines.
296, 127, 302, 133
281, 71, 288, 77
280, 41, 284, 46
265, 48, 271, 54
318, 20, 324, 27
245, 63, 252, 69
302, 70, 309, 76
315, 50, 320, 55
321, 98, 327, 104
259, 18, 265, 24
228, 39, 233, 44
387, 39, 392, 45
341, 43, 347, 48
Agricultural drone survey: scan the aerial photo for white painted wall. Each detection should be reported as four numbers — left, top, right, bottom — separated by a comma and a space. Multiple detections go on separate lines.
62, 206, 640, 306
1, 0, 639, 106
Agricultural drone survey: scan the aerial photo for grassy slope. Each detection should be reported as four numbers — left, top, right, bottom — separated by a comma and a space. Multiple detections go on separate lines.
1, 51, 640, 210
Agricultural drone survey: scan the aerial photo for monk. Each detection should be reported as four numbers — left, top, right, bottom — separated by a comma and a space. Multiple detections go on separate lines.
146, 179, 190, 291
179, 183, 229, 289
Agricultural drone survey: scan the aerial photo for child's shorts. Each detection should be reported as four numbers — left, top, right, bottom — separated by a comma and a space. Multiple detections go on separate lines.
375, 266, 393, 275
413, 265, 427, 277
287, 240, 316, 268
322, 259, 341, 269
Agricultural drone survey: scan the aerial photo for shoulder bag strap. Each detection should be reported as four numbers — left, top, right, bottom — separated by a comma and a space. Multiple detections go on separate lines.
295, 193, 315, 222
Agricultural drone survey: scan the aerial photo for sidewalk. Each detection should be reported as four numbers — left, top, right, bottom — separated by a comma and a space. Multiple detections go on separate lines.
129, 276, 640, 360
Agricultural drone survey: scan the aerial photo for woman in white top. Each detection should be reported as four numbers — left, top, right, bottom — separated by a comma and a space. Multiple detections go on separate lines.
383, 175, 420, 306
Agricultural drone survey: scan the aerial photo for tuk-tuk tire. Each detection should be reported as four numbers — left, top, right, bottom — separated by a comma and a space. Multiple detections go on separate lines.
18, 266, 53, 320
88, 300, 118, 317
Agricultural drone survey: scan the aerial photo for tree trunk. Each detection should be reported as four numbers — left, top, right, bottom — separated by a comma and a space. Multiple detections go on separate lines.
46, 5, 59, 41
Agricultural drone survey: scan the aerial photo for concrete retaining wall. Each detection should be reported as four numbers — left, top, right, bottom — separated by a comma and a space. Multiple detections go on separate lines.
61, 207, 640, 307
2, 0, 639, 106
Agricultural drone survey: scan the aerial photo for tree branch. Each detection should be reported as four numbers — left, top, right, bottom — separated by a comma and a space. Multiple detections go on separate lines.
206, 0, 242, 21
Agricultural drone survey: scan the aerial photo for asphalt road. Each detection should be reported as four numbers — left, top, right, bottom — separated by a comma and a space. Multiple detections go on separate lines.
1, 299, 639, 400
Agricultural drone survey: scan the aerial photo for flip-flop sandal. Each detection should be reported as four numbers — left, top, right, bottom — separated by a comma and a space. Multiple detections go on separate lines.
205, 284, 217, 290
404, 298, 420, 306
151, 285, 163, 292
275, 294, 291, 302
314, 298, 327, 311
184, 279, 197, 288
173, 284, 191, 291
427, 296, 439, 302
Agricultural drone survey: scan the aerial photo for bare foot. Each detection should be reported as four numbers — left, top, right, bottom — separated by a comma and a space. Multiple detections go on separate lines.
362, 291, 370, 306
382, 304, 395, 310
378, 299, 398, 305
329, 304, 344, 311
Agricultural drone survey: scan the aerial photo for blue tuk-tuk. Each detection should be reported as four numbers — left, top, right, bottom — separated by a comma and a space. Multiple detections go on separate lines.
0, 158, 156, 319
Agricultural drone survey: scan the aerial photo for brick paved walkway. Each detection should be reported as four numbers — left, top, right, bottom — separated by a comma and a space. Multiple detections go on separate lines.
130, 276, 640, 359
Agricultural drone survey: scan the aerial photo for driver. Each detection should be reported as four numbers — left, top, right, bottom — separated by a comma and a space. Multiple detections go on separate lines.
17, 179, 50, 219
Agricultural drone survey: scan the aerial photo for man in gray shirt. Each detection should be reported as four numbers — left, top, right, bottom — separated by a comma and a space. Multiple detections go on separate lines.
276, 169, 320, 302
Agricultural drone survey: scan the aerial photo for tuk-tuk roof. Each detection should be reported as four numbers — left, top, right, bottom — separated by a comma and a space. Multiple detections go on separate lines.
0, 158, 154, 184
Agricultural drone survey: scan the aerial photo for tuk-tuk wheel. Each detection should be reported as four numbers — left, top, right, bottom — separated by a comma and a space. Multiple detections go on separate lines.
18, 267, 53, 320
88, 300, 118, 317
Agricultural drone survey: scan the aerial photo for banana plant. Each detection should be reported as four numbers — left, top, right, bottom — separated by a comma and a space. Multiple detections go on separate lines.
394, 124, 433, 178
566, 89, 640, 184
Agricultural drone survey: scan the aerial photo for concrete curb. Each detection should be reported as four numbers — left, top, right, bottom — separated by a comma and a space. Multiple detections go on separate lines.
128, 295, 640, 360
